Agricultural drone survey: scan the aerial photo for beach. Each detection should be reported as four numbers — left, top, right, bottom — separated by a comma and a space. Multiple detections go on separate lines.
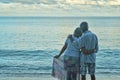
0, 74, 120, 80
0, 17, 120, 80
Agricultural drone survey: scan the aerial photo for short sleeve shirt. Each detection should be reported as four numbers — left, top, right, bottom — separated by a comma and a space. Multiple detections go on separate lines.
64, 35, 80, 57
77, 31, 98, 63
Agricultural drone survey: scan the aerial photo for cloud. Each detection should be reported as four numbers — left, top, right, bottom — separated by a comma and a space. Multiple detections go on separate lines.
0, 0, 119, 16
0, 0, 120, 5
109, 0, 120, 5
0, 0, 58, 4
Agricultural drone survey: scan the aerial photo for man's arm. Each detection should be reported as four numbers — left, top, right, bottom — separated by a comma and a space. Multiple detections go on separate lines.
68, 34, 73, 42
81, 47, 95, 55
95, 36, 99, 53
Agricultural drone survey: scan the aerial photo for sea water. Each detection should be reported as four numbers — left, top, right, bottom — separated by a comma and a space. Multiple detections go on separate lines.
0, 17, 120, 76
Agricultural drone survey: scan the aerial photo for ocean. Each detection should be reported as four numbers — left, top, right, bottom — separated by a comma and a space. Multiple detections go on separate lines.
0, 16, 120, 76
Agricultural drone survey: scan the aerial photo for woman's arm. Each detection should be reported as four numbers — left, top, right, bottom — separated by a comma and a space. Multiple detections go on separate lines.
54, 43, 67, 58
81, 47, 95, 55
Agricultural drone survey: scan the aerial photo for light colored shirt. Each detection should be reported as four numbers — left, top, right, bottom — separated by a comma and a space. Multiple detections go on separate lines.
76, 30, 98, 63
64, 35, 80, 57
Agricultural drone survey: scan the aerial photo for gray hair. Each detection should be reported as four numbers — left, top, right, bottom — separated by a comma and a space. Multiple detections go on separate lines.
80, 22, 88, 32
74, 27, 82, 38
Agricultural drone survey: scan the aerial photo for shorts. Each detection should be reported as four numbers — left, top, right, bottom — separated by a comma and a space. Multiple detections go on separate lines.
80, 63, 95, 75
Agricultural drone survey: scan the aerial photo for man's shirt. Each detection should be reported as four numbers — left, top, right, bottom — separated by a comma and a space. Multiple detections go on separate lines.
76, 30, 98, 63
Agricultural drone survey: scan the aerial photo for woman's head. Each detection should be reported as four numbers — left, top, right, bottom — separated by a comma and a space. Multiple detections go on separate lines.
74, 27, 82, 38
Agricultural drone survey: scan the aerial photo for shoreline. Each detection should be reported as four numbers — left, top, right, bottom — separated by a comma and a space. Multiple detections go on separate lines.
0, 74, 120, 80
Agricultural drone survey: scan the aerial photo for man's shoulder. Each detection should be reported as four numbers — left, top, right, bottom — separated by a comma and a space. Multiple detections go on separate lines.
82, 31, 98, 39
91, 32, 98, 38
86, 31, 97, 37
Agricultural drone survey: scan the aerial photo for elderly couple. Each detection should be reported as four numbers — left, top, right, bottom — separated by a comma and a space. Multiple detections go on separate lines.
54, 22, 98, 80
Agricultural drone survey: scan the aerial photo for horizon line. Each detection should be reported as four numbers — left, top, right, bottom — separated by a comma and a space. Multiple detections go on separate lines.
0, 16, 120, 18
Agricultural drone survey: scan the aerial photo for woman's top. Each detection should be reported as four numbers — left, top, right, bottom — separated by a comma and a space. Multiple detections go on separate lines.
64, 35, 80, 57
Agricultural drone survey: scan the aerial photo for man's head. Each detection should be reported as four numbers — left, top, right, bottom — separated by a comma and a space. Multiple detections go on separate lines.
80, 22, 88, 32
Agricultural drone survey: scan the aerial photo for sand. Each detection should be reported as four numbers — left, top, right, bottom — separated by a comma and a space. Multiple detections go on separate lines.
0, 74, 120, 80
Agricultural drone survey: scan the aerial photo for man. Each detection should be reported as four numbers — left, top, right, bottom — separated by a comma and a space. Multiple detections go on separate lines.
78, 22, 98, 80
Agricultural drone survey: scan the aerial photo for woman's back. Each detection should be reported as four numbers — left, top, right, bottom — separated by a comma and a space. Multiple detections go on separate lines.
64, 35, 80, 57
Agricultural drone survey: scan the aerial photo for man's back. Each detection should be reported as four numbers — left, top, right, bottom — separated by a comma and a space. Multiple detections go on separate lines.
78, 30, 98, 63
83, 31, 98, 51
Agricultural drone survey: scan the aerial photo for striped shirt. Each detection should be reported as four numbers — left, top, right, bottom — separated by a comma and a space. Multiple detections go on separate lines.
76, 30, 98, 63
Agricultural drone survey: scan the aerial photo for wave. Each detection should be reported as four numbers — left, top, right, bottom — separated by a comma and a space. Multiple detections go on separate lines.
0, 49, 120, 76
0, 73, 52, 77
0, 49, 58, 57
1, 72, 120, 77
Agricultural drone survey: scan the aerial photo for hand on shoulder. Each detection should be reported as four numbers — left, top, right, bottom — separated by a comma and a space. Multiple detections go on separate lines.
67, 34, 73, 42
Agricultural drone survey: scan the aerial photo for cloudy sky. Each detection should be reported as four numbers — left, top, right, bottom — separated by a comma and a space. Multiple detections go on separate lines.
0, 0, 120, 16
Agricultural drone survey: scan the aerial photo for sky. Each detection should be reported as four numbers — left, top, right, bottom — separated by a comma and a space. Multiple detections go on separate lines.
0, 0, 120, 16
